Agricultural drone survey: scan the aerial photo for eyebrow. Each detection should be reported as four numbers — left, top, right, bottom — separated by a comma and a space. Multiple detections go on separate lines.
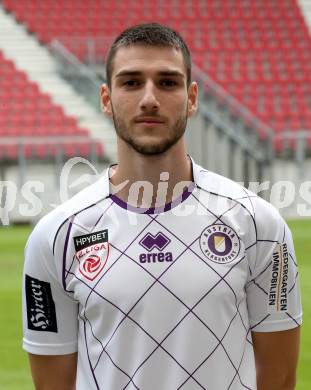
115, 70, 185, 78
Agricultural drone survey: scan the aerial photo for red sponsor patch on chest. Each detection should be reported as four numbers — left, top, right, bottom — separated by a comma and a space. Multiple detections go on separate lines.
76, 242, 109, 281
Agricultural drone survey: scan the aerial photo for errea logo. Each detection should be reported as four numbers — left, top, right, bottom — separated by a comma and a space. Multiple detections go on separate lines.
139, 232, 173, 263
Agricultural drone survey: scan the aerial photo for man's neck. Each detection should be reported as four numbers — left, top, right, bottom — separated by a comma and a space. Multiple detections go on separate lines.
109, 140, 193, 208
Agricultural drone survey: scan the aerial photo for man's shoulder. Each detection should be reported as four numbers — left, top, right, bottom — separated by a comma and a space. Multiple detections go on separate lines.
195, 167, 256, 209
195, 164, 283, 227
29, 175, 109, 248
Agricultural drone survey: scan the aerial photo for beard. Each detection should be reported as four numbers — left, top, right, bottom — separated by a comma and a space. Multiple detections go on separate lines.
111, 104, 188, 156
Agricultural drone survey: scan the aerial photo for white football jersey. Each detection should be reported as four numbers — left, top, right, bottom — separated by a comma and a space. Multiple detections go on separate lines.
23, 158, 302, 390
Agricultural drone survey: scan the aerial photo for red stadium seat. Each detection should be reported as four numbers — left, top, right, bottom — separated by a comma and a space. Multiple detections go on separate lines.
1, 0, 310, 152
0, 49, 103, 160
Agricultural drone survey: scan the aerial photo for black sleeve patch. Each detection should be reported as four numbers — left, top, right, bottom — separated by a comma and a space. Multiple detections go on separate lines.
25, 274, 58, 333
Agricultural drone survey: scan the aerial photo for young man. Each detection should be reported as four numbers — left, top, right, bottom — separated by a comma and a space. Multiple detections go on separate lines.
23, 23, 302, 389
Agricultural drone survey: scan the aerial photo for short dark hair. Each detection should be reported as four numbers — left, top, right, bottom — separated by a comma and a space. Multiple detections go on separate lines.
106, 23, 191, 89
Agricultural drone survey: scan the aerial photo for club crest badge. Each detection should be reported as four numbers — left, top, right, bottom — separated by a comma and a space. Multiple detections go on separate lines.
73, 230, 109, 281
199, 224, 240, 264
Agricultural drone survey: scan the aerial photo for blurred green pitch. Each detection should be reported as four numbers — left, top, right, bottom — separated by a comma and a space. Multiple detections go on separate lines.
0, 221, 310, 389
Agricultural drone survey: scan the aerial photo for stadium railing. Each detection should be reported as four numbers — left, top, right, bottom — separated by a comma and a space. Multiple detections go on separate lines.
50, 40, 102, 110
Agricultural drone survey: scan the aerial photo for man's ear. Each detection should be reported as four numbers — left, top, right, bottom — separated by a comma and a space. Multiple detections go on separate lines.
187, 81, 198, 118
100, 84, 112, 117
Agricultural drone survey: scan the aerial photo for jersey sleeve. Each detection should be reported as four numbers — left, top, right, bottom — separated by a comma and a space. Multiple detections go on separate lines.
245, 196, 302, 332
22, 217, 78, 355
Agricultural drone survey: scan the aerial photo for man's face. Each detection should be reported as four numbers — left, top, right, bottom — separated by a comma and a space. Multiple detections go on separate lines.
101, 45, 197, 155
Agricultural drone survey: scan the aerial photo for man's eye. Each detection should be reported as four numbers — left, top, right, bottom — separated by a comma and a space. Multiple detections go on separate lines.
123, 80, 140, 87
161, 79, 177, 87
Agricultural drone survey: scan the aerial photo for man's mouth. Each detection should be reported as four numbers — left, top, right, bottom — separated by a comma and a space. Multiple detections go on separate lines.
135, 116, 165, 124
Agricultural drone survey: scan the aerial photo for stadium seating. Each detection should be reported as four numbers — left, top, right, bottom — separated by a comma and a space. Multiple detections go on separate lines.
0, 50, 103, 160
2, 0, 311, 151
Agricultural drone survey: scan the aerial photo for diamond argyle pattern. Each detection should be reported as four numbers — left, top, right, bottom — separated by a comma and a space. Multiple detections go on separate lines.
60, 184, 300, 390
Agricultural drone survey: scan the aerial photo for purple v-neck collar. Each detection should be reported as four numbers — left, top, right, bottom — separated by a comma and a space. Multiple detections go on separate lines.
108, 157, 197, 215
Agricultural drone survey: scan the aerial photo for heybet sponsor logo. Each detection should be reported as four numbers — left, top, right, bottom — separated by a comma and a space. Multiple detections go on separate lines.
74, 230, 109, 281
139, 232, 173, 263
25, 275, 58, 332
199, 224, 240, 264
268, 243, 289, 312
74, 229, 108, 251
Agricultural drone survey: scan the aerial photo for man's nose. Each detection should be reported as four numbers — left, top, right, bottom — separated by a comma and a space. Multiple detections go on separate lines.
139, 81, 160, 111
